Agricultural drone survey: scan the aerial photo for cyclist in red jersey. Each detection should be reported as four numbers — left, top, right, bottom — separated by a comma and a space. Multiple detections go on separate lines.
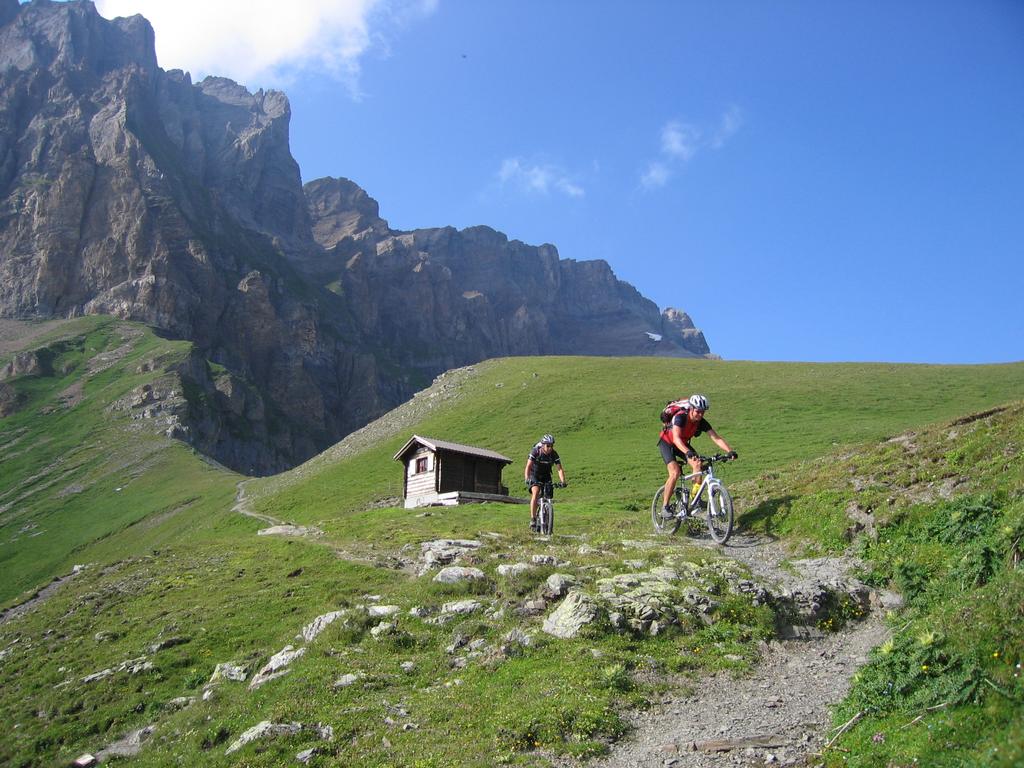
658, 394, 736, 519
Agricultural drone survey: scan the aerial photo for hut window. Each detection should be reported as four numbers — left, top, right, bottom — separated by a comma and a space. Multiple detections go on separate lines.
415, 457, 428, 474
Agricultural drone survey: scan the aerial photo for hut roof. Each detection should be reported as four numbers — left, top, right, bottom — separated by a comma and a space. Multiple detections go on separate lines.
393, 435, 512, 465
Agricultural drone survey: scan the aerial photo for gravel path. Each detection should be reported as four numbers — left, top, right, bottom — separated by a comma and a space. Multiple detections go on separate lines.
589, 530, 891, 768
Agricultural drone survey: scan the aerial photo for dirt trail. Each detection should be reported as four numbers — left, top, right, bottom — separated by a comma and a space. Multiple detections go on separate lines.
589, 530, 891, 768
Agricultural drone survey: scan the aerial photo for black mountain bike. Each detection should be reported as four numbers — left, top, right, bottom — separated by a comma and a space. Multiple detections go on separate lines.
531, 481, 565, 536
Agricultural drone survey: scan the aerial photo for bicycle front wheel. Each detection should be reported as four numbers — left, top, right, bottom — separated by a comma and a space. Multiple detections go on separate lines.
706, 483, 734, 543
540, 499, 554, 535
651, 486, 680, 535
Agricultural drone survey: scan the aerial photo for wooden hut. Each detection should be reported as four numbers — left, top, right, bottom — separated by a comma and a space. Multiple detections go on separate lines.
393, 435, 523, 509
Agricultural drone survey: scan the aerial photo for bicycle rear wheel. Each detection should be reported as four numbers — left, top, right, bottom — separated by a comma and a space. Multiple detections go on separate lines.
706, 483, 734, 543
651, 487, 680, 535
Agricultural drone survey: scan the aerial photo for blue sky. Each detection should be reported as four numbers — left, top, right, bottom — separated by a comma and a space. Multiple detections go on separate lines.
90, 1, 1024, 364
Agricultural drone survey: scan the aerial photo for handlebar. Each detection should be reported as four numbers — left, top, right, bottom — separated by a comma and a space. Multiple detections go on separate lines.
698, 453, 737, 467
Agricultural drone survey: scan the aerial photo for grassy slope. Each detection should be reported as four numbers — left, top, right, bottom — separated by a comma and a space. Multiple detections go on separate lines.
0, 350, 1022, 766
0, 317, 239, 604
249, 356, 1024, 523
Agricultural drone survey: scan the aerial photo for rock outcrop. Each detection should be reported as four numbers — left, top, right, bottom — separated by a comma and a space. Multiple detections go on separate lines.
0, 1, 711, 473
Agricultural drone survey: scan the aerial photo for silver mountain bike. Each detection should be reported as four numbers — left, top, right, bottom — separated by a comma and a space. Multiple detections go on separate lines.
650, 454, 735, 543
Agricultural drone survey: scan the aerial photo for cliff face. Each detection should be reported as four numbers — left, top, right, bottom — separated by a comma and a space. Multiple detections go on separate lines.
0, 1, 710, 473
304, 178, 710, 368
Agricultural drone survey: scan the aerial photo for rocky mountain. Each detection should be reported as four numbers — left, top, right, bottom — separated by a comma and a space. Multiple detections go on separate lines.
0, 0, 711, 473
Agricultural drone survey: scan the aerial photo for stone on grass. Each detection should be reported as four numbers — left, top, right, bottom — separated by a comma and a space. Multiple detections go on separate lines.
225, 721, 333, 755
433, 566, 486, 584
543, 573, 577, 599
542, 590, 599, 639
148, 636, 190, 653
166, 696, 194, 711
441, 599, 482, 616
367, 605, 400, 618
96, 725, 155, 761
249, 646, 306, 690
298, 610, 346, 643
497, 562, 533, 578
333, 672, 365, 689
419, 539, 482, 572
209, 662, 248, 683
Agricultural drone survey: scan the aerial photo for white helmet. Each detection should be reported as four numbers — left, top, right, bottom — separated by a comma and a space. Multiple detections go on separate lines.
540, 434, 555, 445
688, 394, 709, 411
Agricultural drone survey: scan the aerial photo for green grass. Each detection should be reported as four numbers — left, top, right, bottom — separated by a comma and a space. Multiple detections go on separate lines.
0, 317, 240, 604
249, 356, 1024, 526
2, 331, 1023, 766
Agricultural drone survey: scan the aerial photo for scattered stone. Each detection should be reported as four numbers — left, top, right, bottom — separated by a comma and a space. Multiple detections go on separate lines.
71, 755, 97, 767
542, 590, 599, 639
419, 539, 482, 572
543, 573, 577, 599
166, 696, 195, 711
531, 554, 563, 566
496, 562, 533, 578
370, 622, 397, 639
441, 599, 483, 616
298, 610, 347, 642
81, 668, 114, 684
400, 661, 416, 673
296, 747, 320, 763
257, 524, 323, 538
249, 646, 306, 690
123, 658, 153, 675
226, 721, 301, 754
433, 566, 486, 584
148, 636, 190, 653
500, 628, 533, 656
209, 662, 248, 683
333, 672, 366, 689
367, 605, 400, 618
519, 598, 547, 616
96, 725, 156, 760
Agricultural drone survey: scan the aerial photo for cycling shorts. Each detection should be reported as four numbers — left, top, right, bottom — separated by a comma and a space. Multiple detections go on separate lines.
657, 438, 688, 465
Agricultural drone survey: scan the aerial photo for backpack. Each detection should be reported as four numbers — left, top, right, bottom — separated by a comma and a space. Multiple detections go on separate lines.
659, 399, 688, 425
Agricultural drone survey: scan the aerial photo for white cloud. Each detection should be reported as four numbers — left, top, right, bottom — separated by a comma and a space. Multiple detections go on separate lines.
640, 161, 671, 190
640, 106, 743, 190
94, 0, 436, 94
661, 121, 700, 161
498, 158, 585, 198
711, 105, 743, 149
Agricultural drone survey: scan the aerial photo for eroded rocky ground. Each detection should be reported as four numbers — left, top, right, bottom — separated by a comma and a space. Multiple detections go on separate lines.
583, 531, 894, 767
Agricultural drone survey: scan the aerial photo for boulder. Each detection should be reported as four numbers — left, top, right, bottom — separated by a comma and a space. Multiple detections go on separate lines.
542, 590, 599, 639
298, 610, 347, 642
433, 566, 486, 584
249, 646, 306, 690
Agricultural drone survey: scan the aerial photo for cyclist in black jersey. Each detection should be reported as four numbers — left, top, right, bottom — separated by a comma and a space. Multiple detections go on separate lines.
525, 434, 567, 531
